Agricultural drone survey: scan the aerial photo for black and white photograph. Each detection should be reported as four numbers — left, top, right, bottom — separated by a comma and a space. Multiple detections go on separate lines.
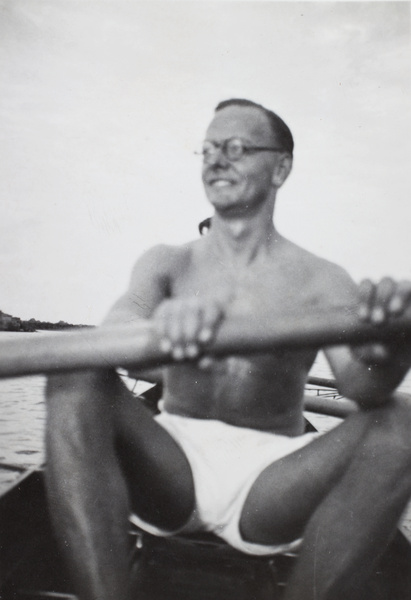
1, 1, 411, 599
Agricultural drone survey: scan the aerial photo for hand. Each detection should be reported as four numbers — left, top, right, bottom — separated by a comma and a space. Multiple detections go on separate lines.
353, 277, 411, 366
153, 297, 225, 363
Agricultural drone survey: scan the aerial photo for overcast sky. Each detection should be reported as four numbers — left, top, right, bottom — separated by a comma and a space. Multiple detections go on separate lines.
1, 0, 410, 324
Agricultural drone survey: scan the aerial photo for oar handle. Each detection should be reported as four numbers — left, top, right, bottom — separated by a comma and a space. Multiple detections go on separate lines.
1, 310, 411, 378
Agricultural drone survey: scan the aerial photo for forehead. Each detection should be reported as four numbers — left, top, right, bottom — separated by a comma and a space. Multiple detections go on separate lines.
205, 106, 275, 144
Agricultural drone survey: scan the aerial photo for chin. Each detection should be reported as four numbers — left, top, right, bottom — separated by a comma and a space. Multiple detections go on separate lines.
207, 189, 237, 205
210, 198, 239, 214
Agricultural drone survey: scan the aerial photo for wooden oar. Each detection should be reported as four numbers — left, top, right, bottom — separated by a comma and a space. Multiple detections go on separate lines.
1, 309, 411, 379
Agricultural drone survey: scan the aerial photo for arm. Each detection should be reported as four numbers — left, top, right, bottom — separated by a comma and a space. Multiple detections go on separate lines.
325, 277, 411, 407
103, 241, 228, 375
102, 244, 174, 326
102, 244, 173, 383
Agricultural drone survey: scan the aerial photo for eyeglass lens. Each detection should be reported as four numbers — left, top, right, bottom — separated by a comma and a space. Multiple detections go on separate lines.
202, 139, 244, 162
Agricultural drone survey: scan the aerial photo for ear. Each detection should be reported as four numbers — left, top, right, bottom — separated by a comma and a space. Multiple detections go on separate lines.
271, 154, 293, 188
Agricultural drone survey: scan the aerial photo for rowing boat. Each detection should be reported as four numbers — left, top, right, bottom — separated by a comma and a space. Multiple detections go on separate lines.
1, 378, 411, 600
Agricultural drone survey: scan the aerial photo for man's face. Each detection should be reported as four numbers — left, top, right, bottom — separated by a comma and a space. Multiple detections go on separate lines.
201, 105, 280, 216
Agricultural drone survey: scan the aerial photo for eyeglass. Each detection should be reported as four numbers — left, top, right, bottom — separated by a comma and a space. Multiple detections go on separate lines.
195, 137, 284, 163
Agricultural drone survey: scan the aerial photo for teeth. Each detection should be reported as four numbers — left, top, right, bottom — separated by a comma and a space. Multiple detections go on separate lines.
212, 180, 231, 187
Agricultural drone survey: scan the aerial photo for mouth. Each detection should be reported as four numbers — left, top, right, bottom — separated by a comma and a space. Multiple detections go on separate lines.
207, 178, 236, 188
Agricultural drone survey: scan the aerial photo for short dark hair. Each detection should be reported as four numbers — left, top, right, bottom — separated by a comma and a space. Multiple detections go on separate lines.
215, 98, 294, 157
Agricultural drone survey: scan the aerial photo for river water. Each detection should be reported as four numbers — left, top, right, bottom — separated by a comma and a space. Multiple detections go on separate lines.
1, 331, 411, 539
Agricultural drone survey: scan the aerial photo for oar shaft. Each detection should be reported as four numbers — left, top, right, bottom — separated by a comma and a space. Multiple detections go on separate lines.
1, 310, 411, 378
0, 322, 157, 378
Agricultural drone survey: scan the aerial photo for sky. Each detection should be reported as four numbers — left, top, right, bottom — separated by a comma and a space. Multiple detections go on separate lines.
1, 0, 410, 325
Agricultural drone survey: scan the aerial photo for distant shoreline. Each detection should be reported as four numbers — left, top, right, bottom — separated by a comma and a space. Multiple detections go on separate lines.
0, 310, 93, 333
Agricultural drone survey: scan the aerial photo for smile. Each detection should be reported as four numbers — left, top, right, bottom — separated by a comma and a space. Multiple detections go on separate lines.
209, 179, 235, 187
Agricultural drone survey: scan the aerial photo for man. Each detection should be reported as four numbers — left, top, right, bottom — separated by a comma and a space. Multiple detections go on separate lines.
46, 99, 411, 600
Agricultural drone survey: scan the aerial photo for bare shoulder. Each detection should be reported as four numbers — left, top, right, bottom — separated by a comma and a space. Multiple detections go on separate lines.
130, 241, 197, 280
103, 242, 198, 325
278, 238, 358, 306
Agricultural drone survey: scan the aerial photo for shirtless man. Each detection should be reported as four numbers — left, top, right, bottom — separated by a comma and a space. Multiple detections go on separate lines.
46, 99, 411, 600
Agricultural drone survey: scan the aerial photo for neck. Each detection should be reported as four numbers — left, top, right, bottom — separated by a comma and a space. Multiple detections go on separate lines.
207, 207, 281, 267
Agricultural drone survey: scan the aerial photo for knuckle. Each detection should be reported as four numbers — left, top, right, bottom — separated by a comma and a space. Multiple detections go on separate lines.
358, 279, 375, 302
375, 277, 395, 301
359, 278, 373, 290
380, 276, 394, 287
379, 277, 395, 294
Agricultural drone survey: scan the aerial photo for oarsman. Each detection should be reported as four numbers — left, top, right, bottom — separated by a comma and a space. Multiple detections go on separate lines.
46, 99, 411, 600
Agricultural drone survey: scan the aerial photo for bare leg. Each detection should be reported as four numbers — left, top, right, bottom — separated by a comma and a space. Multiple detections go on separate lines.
239, 394, 411, 599
45, 369, 194, 600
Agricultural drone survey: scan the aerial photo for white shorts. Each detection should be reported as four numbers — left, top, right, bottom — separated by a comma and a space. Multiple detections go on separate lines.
130, 411, 318, 556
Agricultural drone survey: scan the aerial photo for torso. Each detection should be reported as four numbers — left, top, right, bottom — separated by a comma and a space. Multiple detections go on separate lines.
131, 233, 357, 436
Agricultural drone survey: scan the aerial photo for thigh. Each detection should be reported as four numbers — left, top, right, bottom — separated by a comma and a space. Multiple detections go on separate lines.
112, 377, 195, 531
47, 369, 195, 531
240, 412, 371, 546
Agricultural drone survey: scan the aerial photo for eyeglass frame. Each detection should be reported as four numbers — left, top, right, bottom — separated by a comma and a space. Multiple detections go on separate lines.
195, 137, 286, 163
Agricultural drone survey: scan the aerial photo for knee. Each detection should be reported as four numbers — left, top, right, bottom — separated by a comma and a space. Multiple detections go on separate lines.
46, 369, 121, 413
45, 370, 117, 441
370, 393, 411, 456
46, 369, 112, 397
46, 372, 78, 401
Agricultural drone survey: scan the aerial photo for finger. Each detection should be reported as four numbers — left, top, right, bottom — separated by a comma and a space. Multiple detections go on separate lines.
179, 298, 203, 345
165, 299, 205, 359
166, 301, 187, 345
198, 301, 224, 343
153, 301, 173, 352
371, 277, 395, 324
154, 301, 187, 357
198, 356, 214, 370
357, 279, 375, 321
176, 299, 205, 359
388, 280, 411, 316
166, 302, 198, 360
171, 345, 186, 361
185, 343, 200, 359
160, 337, 172, 353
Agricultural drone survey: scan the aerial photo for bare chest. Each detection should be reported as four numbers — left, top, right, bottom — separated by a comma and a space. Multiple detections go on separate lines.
170, 258, 325, 316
